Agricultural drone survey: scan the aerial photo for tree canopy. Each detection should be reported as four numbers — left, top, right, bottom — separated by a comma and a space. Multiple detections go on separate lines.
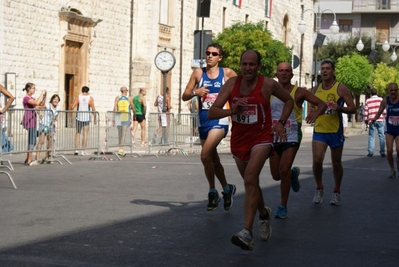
212, 21, 291, 77
335, 53, 373, 96
372, 63, 399, 95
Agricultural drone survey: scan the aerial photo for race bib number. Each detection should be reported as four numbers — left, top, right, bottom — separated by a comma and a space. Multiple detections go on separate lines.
388, 116, 399, 126
232, 104, 258, 124
160, 114, 167, 127
272, 119, 292, 137
201, 93, 218, 110
325, 101, 335, 114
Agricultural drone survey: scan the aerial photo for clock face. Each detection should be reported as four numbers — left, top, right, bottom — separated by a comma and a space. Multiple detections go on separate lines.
154, 51, 176, 72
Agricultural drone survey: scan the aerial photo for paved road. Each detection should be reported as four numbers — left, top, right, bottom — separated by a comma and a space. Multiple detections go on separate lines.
0, 126, 397, 267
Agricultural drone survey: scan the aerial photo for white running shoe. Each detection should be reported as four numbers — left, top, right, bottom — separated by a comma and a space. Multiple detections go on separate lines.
329, 192, 341, 206
231, 228, 254, 250
313, 189, 324, 204
258, 206, 272, 241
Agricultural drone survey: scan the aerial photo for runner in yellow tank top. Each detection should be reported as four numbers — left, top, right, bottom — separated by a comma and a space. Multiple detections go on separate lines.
310, 60, 356, 206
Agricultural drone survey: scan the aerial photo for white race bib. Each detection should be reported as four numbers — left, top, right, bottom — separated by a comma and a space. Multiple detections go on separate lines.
388, 116, 399, 126
232, 104, 258, 124
160, 114, 167, 127
201, 93, 218, 110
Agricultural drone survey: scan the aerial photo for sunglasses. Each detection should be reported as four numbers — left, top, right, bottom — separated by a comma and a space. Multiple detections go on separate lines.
206, 51, 220, 56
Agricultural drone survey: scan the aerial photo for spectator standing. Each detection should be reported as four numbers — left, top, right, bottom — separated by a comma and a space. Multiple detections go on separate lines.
35, 94, 60, 163
364, 88, 386, 157
22, 83, 46, 165
70, 86, 96, 156
131, 88, 147, 146
113, 86, 132, 156
153, 87, 172, 144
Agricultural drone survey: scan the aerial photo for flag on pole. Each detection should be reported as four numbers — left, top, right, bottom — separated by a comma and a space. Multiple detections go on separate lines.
233, 0, 242, 7
265, 0, 272, 18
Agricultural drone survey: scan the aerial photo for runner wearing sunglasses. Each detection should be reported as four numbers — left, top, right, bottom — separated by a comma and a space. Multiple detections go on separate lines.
182, 43, 237, 212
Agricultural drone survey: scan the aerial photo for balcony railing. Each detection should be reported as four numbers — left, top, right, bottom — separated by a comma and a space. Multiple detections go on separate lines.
352, 0, 399, 12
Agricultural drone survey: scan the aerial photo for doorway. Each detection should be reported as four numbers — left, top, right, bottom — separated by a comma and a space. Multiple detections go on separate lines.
64, 40, 83, 128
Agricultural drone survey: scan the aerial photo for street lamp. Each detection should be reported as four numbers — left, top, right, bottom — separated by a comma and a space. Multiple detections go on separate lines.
356, 30, 390, 52
391, 46, 398, 61
297, 5, 339, 86
297, 8, 339, 35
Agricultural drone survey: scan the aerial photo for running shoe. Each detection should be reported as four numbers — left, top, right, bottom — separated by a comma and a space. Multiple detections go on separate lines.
291, 166, 301, 192
74, 150, 79, 155
29, 160, 41, 166
222, 184, 236, 211
387, 170, 396, 179
274, 205, 287, 219
81, 151, 89, 156
231, 228, 254, 250
329, 192, 341, 206
313, 189, 324, 204
118, 150, 126, 156
207, 191, 220, 211
258, 206, 272, 241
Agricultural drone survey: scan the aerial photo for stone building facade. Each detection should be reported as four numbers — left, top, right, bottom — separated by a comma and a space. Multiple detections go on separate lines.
0, 0, 313, 124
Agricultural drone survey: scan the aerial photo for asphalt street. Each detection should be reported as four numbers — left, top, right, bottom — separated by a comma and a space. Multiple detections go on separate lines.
0, 125, 398, 267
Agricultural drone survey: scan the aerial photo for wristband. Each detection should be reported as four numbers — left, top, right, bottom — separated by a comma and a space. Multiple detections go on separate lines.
278, 119, 286, 126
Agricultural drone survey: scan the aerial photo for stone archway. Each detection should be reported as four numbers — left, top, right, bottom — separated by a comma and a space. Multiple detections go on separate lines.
58, 10, 101, 110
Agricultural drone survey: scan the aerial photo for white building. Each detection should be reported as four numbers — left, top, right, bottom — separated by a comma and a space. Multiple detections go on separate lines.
0, 0, 313, 122
312, 0, 399, 77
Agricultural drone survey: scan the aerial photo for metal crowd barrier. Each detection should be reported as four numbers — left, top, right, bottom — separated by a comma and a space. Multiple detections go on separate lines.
146, 113, 201, 156
174, 113, 200, 150
1, 108, 100, 165
103, 111, 141, 159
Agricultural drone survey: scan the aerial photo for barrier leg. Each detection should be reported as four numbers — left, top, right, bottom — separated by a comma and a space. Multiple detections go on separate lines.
1, 171, 17, 189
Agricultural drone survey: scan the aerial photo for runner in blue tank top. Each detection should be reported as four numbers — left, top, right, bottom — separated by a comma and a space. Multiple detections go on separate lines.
371, 82, 399, 179
182, 43, 237, 212
197, 67, 229, 129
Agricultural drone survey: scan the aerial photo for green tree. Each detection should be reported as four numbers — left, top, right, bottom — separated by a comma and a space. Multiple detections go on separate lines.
372, 63, 399, 95
212, 22, 291, 76
335, 53, 373, 96
335, 53, 373, 122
